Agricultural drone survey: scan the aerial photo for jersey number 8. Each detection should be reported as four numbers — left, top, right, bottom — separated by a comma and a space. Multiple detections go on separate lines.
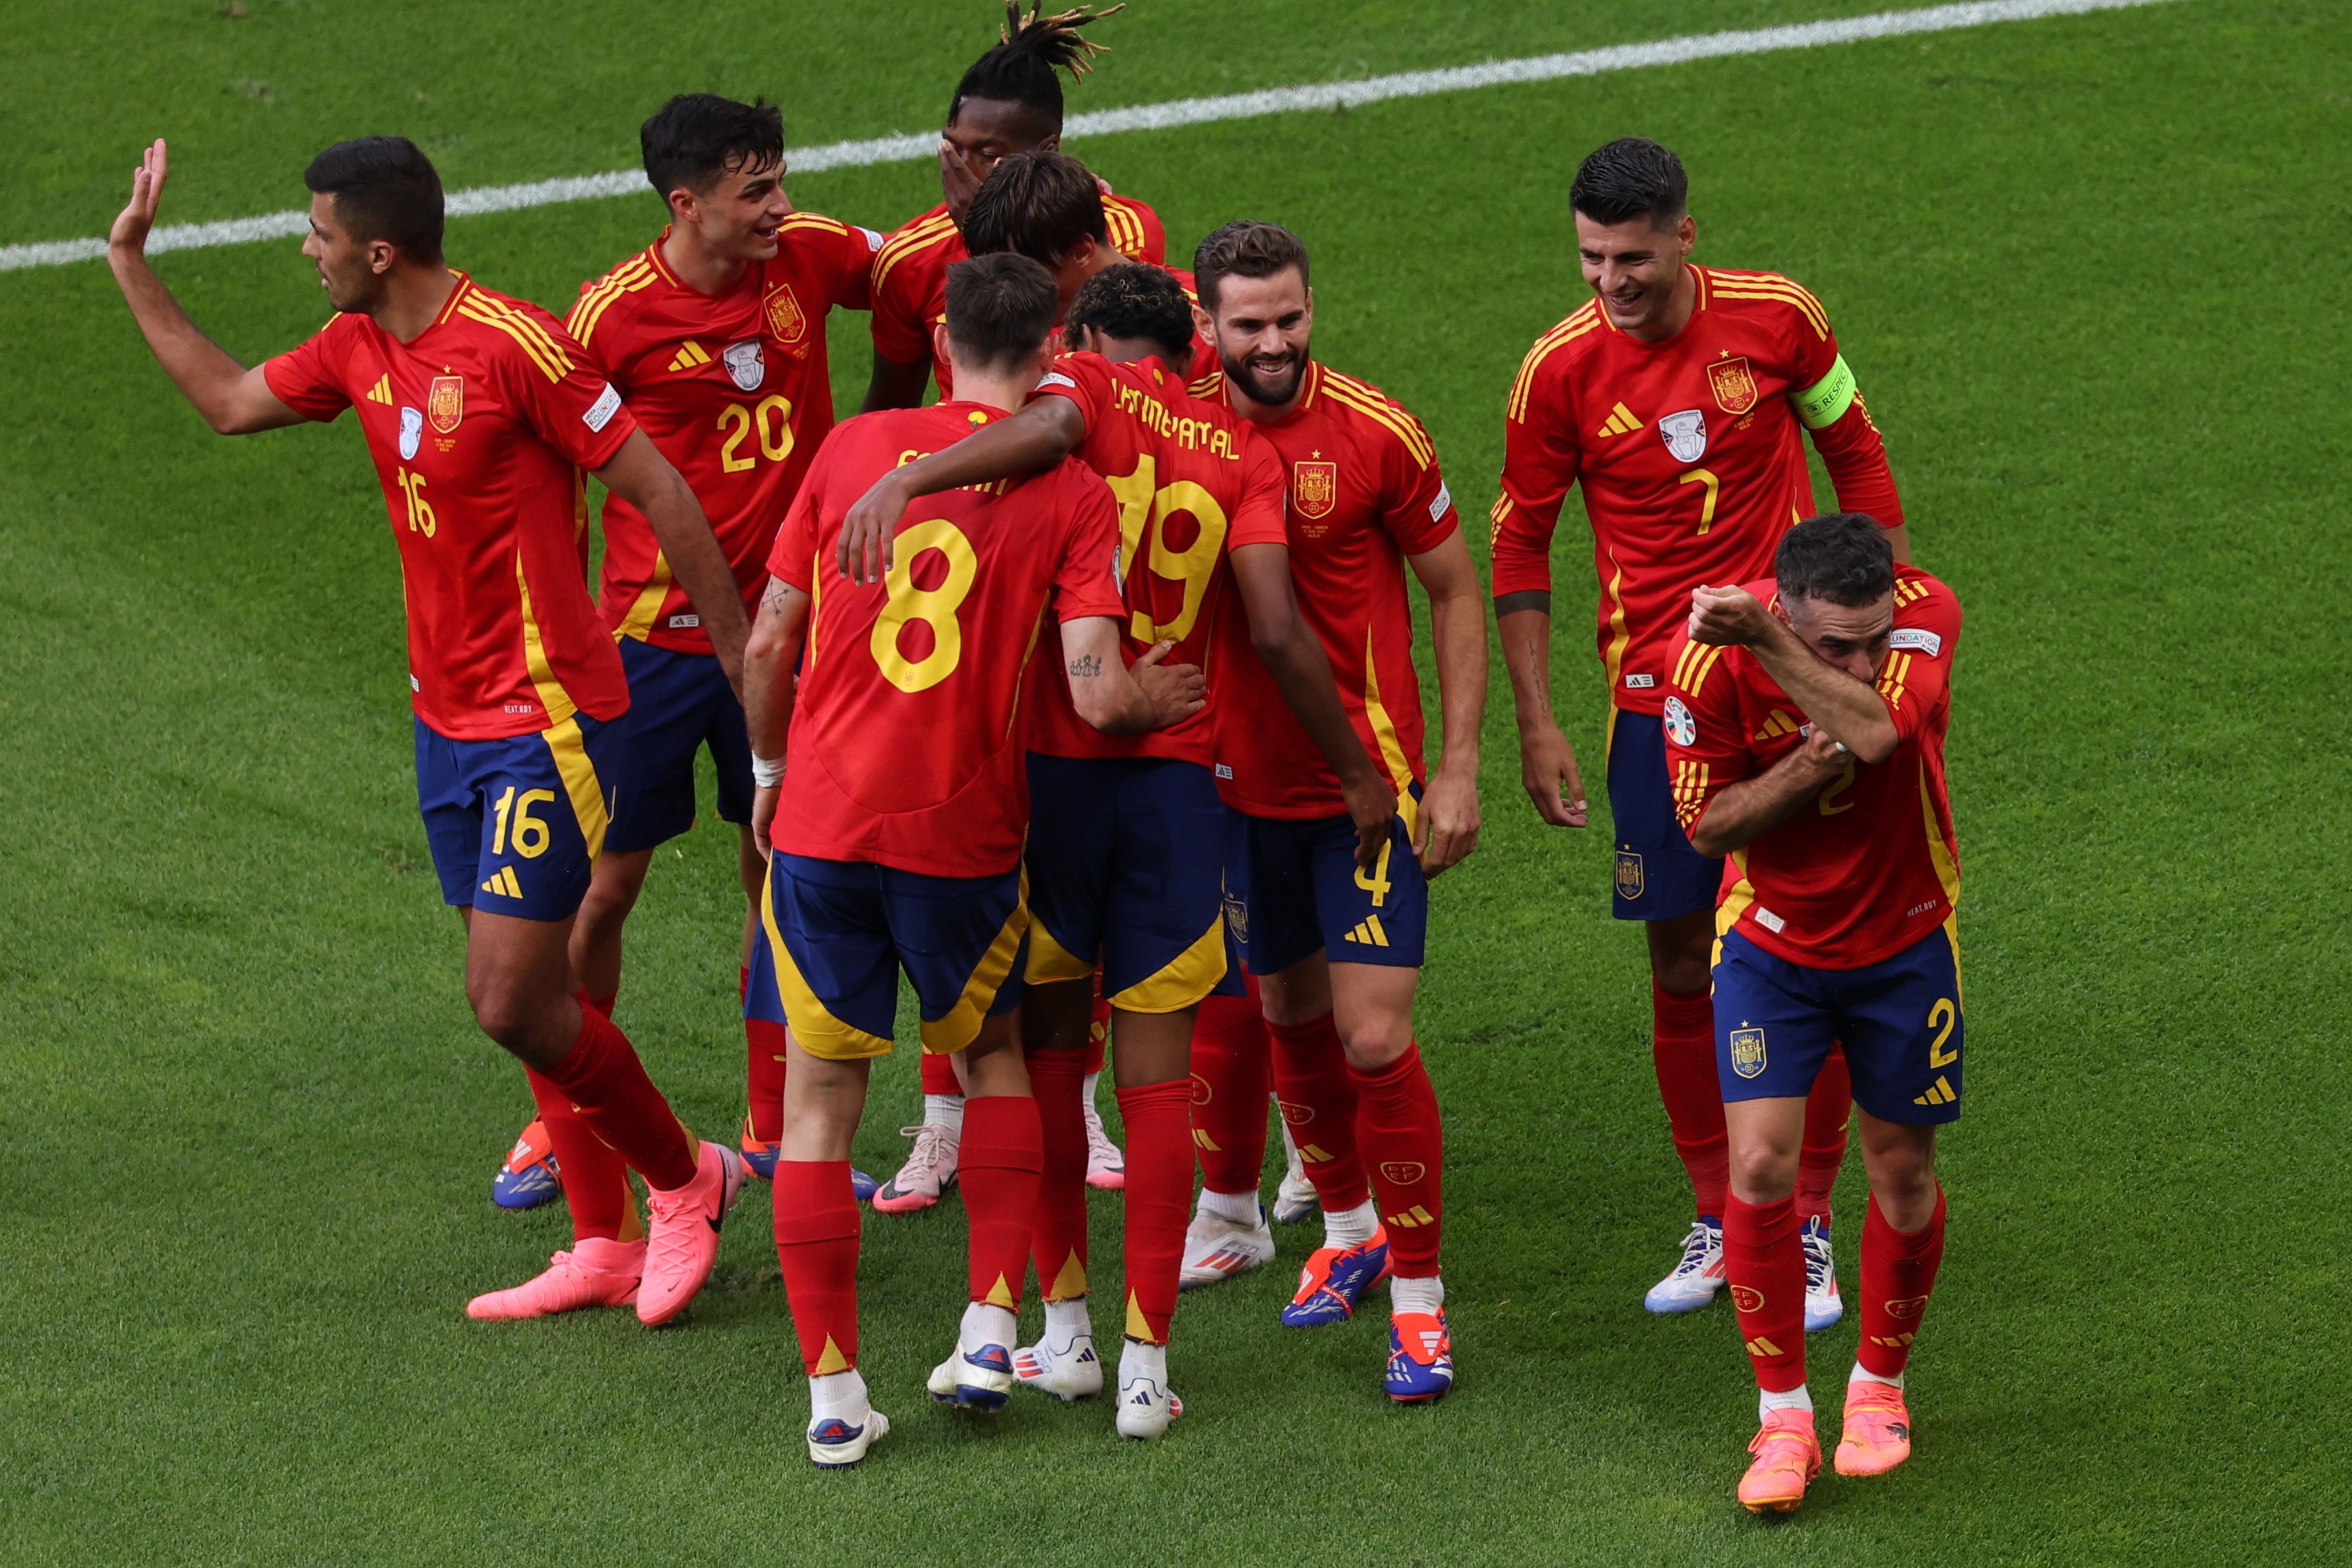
871, 518, 979, 694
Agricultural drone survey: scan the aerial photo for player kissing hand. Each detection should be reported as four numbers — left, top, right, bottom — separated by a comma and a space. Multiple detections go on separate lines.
1687, 583, 1774, 648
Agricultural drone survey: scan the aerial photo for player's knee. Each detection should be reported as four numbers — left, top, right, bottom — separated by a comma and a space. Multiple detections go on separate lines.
1728, 1141, 1800, 1204
1336, 1010, 1413, 1071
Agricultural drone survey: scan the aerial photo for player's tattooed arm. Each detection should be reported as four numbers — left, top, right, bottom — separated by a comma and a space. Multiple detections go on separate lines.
838, 398, 1086, 584
1068, 652, 1102, 678
107, 140, 302, 436
1060, 617, 1203, 735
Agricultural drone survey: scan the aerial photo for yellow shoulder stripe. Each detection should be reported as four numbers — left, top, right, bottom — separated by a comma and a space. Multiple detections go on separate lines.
1711, 276, 1831, 338
1320, 377, 1435, 467
1507, 307, 1604, 423
567, 257, 658, 345
1672, 639, 1726, 696
460, 297, 573, 383
874, 217, 955, 292
781, 212, 849, 237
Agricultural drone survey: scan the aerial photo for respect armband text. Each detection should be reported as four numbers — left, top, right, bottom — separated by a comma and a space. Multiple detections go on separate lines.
1793, 355, 1857, 429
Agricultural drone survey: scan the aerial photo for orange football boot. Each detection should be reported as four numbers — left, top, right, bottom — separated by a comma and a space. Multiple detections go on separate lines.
1834, 1379, 1914, 1477
1738, 1407, 1822, 1514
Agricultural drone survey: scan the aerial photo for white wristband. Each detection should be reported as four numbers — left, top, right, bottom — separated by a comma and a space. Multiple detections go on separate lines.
752, 755, 786, 787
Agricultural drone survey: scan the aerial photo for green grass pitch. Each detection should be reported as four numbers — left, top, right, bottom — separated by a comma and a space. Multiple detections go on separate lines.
3, 1, 2347, 1561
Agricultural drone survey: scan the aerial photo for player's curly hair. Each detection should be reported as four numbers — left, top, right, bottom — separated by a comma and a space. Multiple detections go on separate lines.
1570, 136, 1688, 229
949, 3, 1125, 129
1776, 514, 1895, 606
1066, 263, 1195, 370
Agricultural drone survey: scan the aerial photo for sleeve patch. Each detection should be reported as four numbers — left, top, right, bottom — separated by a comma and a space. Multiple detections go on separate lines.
1888, 627, 1943, 656
1794, 354, 1857, 429
859, 226, 883, 252
1429, 482, 1452, 522
584, 382, 622, 433
1037, 371, 1078, 391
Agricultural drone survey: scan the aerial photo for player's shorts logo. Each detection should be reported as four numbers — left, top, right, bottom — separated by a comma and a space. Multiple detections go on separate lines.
1379, 1161, 1426, 1185
1223, 892, 1249, 945
398, 406, 423, 461
1884, 1295, 1929, 1320
1293, 459, 1339, 520
1615, 850, 1646, 900
763, 282, 807, 349
1659, 409, 1707, 463
1730, 1027, 1768, 1079
1663, 695, 1697, 748
1707, 356, 1759, 416
722, 338, 766, 392
427, 375, 464, 434
1730, 1284, 1765, 1313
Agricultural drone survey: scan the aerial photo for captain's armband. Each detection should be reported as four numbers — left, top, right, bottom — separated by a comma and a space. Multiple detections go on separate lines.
1794, 355, 1858, 430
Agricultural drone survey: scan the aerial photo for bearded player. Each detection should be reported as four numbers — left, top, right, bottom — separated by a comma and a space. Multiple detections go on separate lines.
1189, 221, 1488, 1402
748, 254, 1202, 1466
835, 250, 1388, 1432
1494, 138, 1910, 1326
473, 96, 886, 1230
108, 136, 750, 1326
1665, 514, 1962, 1512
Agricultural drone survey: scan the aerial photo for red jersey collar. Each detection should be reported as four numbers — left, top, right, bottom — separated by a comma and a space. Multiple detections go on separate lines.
429, 270, 474, 329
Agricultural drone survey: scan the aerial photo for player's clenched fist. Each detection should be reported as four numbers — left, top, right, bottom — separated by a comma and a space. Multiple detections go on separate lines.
1687, 582, 1774, 648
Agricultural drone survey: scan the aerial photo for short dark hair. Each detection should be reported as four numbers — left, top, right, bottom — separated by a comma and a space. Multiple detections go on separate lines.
1191, 221, 1309, 311
303, 136, 443, 261
945, 252, 1059, 374
1067, 263, 1193, 369
641, 94, 785, 200
962, 150, 1106, 264
1776, 514, 1895, 606
1569, 136, 1688, 228
949, 2, 1122, 129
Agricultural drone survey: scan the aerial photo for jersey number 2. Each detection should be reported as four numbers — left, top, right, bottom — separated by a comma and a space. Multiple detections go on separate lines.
871, 518, 979, 693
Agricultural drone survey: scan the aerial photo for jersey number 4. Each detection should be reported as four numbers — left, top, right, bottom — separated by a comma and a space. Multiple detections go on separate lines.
871, 518, 979, 693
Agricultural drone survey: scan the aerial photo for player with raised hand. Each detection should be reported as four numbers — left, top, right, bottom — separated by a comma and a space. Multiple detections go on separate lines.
750, 254, 1204, 1466
1663, 514, 1962, 1512
107, 136, 750, 1327
837, 243, 1386, 1433
1493, 138, 1910, 1325
1188, 221, 1488, 1402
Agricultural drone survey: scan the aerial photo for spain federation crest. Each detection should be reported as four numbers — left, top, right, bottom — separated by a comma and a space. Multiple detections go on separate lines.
427, 375, 464, 434
1615, 849, 1646, 901
722, 338, 766, 392
1293, 459, 1338, 521
763, 281, 807, 348
1730, 1027, 1768, 1080
1707, 355, 1759, 416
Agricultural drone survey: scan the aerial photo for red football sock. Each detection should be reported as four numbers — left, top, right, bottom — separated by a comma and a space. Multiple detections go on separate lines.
959, 1094, 1043, 1309
1267, 1012, 1368, 1211
1796, 1045, 1852, 1224
1350, 1043, 1446, 1277
1652, 980, 1728, 1218
538, 1006, 698, 1192
525, 1067, 639, 1244
774, 1160, 861, 1375
1117, 1079, 1193, 1343
1025, 1049, 1091, 1300
1724, 1193, 1807, 1393
1190, 993, 1271, 1193
1857, 1187, 1947, 1380
1086, 977, 1110, 1076
745, 1017, 787, 1144
919, 1049, 961, 1098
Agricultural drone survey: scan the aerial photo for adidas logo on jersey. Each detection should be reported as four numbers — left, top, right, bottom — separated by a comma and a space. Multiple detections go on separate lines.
1344, 916, 1392, 948
366, 374, 394, 405
667, 341, 713, 372
1594, 401, 1643, 439
479, 866, 522, 899
1912, 1075, 1958, 1107
1753, 709, 1801, 741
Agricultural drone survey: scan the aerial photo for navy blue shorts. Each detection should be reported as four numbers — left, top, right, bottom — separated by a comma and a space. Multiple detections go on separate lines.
752, 853, 1029, 1060
1607, 707, 1722, 923
604, 637, 753, 853
1223, 784, 1427, 974
1713, 923, 1967, 1124
1023, 754, 1235, 1010
415, 713, 618, 920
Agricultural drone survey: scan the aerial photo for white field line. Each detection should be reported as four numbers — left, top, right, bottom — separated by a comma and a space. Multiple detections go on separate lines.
2, 0, 2175, 274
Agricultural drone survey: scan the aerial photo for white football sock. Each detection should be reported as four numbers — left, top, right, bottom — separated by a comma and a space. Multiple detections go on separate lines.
809, 1368, 868, 1425
1119, 1335, 1168, 1388
960, 1300, 1017, 1351
1198, 1187, 1261, 1226
1390, 1273, 1444, 1316
924, 1092, 965, 1137
1081, 1071, 1104, 1113
1759, 1384, 1815, 1420
1849, 1363, 1903, 1391
1043, 1296, 1093, 1343
1324, 1198, 1378, 1250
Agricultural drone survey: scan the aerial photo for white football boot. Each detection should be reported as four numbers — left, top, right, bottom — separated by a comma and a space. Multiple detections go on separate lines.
1178, 1196, 1276, 1289
1013, 1298, 1104, 1401
928, 1303, 1017, 1410
1272, 1108, 1318, 1224
1802, 1215, 1844, 1331
1114, 1338, 1183, 1440
805, 1370, 890, 1469
1643, 1217, 1728, 1314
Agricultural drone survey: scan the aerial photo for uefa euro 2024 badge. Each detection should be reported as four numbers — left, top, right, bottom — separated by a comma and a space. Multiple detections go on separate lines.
1663, 694, 1697, 747
1659, 408, 1707, 463
398, 406, 423, 461
723, 338, 766, 392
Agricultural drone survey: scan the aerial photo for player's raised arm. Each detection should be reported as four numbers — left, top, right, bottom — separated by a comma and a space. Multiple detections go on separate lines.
1685, 573, 1898, 763
593, 431, 752, 688
108, 141, 302, 436
1786, 305, 1911, 565
837, 390, 1086, 582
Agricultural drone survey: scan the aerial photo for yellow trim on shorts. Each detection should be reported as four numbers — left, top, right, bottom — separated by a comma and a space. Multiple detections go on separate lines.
1109, 913, 1228, 1014
539, 717, 610, 862
759, 873, 894, 1061
1941, 912, 1964, 1007
919, 869, 1030, 1055
1023, 913, 1095, 986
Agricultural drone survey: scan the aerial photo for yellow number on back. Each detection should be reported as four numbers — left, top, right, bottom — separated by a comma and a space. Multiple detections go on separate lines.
870, 518, 979, 693
1132, 480, 1228, 645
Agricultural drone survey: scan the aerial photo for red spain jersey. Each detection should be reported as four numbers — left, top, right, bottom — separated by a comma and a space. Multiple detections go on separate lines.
567, 215, 881, 654
765, 403, 1125, 877
263, 274, 634, 740
1493, 266, 1903, 717
1664, 567, 1962, 969
869, 191, 1167, 399
1190, 361, 1461, 819
1026, 351, 1289, 766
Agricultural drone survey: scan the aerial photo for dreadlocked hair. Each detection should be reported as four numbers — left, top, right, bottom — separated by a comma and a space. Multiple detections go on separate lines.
949, 3, 1125, 128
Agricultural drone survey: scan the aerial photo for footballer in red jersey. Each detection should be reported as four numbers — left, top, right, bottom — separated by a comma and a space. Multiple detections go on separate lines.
1663, 515, 1962, 1511
1493, 139, 1910, 1316
538, 95, 883, 1199
835, 259, 1381, 1432
1187, 221, 1488, 1403
746, 255, 1204, 1466
864, 3, 1167, 410
107, 135, 752, 1327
